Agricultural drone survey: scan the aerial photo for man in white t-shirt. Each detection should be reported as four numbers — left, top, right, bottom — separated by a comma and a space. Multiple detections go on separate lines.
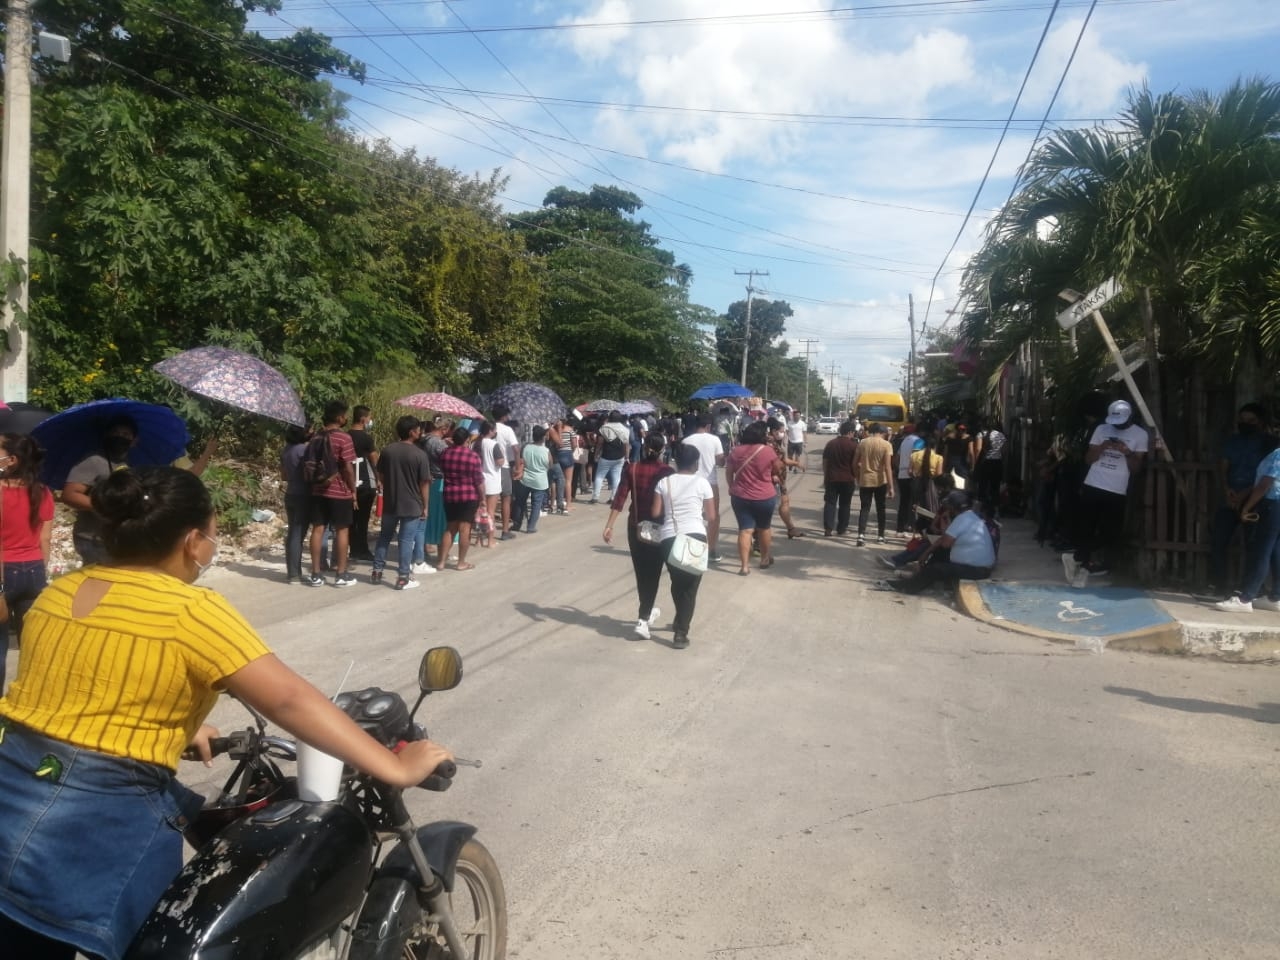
492, 405, 522, 541
682, 414, 727, 564
1063, 399, 1149, 583
785, 412, 807, 472
895, 424, 925, 534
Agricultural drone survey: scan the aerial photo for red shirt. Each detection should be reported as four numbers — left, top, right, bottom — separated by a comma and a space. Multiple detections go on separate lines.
611, 460, 673, 527
440, 445, 484, 503
1, 484, 54, 562
318, 428, 356, 500
726, 443, 779, 500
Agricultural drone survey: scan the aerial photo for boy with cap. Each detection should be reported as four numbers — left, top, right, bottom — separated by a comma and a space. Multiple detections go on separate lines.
1063, 399, 1148, 584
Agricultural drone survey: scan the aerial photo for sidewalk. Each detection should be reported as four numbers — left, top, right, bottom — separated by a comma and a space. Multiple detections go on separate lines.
956, 517, 1280, 662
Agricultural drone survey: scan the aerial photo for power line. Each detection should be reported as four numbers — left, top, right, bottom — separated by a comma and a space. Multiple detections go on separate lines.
918, 0, 1065, 339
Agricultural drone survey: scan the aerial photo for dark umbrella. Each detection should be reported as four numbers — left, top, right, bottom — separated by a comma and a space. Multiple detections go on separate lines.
0, 402, 53, 435
154, 346, 306, 427
487, 381, 567, 426
32, 399, 191, 489
690, 381, 752, 401
580, 398, 622, 412
619, 400, 656, 415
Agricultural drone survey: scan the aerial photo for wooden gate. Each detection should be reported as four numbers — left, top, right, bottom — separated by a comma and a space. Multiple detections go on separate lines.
1138, 462, 1242, 587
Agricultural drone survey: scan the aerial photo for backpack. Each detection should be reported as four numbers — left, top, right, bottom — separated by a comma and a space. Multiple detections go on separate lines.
302, 431, 339, 487
602, 430, 626, 460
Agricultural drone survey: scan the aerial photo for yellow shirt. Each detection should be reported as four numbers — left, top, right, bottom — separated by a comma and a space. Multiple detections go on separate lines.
0, 567, 271, 770
910, 448, 945, 477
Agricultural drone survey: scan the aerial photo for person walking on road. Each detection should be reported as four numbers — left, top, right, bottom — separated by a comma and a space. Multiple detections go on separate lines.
1214, 443, 1280, 613
652, 445, 715, 649
853, 423, 895, 546
682, 414, 727, 564
786, 411, 807, 472
593, 412, 629, 503
726, 421, 782, 575
371, 416, 432, 591
822, 420, 858, 537
602, 434, 673, 640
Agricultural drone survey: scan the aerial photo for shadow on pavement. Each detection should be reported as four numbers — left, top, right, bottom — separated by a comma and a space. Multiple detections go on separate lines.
1104, 685, 1280, 724
513, 600, 635, 640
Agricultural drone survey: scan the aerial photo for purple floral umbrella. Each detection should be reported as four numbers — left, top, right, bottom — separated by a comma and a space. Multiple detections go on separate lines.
154, 347, 306, 427
619, 400, 656, 416
486, 381, 567, 427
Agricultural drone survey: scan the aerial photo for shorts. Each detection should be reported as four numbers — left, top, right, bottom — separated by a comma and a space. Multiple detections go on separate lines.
731, 495, 778, 531
309, 494, 354, 529
556, 450, 575, 470
500, 467, 513, 497
444, 500, 480, 524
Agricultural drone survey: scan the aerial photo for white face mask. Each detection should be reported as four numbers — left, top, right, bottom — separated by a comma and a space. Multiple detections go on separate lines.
193, 531, 220, 580
366, 420, 374, 429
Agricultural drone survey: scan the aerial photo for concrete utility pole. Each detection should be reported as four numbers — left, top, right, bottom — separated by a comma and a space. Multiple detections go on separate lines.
1, 0, 33, 402
798, 337, 818, 417
907, 293, 916, 417
734, 269, 769, 391
827, 361, 838, 416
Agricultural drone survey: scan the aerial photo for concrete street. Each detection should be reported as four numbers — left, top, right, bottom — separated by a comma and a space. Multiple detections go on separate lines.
94, 438, 1280, 958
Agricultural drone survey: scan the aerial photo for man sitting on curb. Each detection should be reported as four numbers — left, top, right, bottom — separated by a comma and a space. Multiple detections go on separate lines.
876, 491, 995, 594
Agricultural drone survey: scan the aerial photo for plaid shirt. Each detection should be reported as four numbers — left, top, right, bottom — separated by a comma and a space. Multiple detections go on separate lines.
611, 459, 673, 526
440, 444, 484, 503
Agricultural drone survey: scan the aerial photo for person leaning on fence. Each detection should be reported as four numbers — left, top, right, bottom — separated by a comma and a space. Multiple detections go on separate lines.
1213, 443, 1280, 614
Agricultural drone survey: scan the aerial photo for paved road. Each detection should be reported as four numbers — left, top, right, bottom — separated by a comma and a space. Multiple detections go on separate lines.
136, 439, 1280, 958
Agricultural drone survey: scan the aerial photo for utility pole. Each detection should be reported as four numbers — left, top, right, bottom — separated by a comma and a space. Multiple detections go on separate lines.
906, 293, 916, 417
734, 269, 769, 391
827, 361, 838, 417
1, 0, 33, 402
798, 337, 818, 417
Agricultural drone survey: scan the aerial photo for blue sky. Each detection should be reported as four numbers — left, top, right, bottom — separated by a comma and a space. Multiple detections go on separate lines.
250, 0, 1280, 404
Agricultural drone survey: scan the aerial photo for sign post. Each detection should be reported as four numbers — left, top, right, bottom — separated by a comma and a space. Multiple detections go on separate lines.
1057, 279, 1171, 464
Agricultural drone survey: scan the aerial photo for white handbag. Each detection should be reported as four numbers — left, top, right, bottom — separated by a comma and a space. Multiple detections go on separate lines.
665, 476, 708, 575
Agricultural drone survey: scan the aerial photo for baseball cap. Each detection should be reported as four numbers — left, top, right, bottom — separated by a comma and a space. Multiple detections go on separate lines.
1105, 400, 1133, 425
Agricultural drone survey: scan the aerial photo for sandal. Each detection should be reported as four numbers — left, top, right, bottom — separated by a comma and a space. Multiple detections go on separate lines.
455, 562, 476, 572
738, 568, 751, 576
787, 529, 805, 539
760, 557, 775, 569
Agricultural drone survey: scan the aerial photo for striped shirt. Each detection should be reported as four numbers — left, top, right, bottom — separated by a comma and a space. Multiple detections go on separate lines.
440, 444, 484, 504
0, 567, 270, 770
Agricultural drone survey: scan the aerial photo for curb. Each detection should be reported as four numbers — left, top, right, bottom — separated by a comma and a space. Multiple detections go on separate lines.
955, 581, 1228, 659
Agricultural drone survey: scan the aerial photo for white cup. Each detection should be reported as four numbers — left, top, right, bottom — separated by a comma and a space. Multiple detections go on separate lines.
296, 742, 345, 802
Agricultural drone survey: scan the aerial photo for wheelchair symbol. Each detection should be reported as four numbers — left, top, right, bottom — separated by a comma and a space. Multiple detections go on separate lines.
1058, 600, 1102, 623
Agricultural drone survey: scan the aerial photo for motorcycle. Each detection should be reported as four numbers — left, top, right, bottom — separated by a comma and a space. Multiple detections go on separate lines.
125, 646, 506, 960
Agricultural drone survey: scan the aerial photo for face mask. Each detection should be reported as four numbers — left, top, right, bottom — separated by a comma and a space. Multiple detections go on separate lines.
193, 531, 220, 580
104, 436, 132, 461
1238, 422, 1258, 434
366, 420, 373, 429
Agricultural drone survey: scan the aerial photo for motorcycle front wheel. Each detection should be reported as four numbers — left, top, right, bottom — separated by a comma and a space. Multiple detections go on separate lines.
408, 838, 508, 960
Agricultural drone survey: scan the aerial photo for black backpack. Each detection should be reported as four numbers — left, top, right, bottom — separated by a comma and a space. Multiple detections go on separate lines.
602, 431, 626, 460
302, 432, 339, 487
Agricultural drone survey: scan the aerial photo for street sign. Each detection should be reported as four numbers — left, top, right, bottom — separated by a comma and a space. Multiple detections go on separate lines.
1056, 277, 1123, 330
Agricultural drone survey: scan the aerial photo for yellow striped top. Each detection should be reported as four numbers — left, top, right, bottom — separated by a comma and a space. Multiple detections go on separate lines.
0, 567, 271, 770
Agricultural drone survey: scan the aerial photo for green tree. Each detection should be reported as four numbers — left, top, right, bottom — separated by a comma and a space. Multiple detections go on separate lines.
714, 298, 793, 391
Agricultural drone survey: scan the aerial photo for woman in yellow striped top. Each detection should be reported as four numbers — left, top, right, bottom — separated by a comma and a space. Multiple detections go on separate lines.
0, 467, 452, 960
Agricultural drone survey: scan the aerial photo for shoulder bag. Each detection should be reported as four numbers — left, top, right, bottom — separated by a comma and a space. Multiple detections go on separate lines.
665, 476, 708, 575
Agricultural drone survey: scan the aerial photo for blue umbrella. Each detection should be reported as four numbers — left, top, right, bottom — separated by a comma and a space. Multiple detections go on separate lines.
33, 399, 191, 489
690, 381, 752, 401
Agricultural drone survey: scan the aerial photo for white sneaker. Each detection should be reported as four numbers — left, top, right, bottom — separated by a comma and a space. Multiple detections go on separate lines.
633, 619, 651, 640
1214, 595, 1254, 613
647, 606, 661, 625
411, 562, 432, 575
1253, 597, 1280, 612
1061, 552, 1079, 583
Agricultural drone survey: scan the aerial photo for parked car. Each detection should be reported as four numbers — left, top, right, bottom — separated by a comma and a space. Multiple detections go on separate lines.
815, 416, 840, 435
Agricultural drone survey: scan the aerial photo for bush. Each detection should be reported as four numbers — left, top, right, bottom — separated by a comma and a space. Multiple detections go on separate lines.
202, 462, 262, 534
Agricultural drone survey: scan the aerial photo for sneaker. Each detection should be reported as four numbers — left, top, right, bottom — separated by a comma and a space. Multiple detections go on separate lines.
647, 606, 662, 625
855, 538, 866, 547
871, 579, 899, 592
304, 574, 325, 588
1214, 596, 1254, 613
709, 552, 723, 564
633, 619, 651, 640
411, 562, 432, 575
878, 556, 900, 570
876, 536, 888, 544
1061, 552, 1079, 583
1254, 597, 1280, 612
395, 577, 420, 591
370, 570, 383, 585
333, 573, 357, 588
499, 531, 517, 541
672, 633, 689, 649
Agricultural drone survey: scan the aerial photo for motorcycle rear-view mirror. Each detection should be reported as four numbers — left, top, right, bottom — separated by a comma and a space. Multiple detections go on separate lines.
419, 646, 463, 692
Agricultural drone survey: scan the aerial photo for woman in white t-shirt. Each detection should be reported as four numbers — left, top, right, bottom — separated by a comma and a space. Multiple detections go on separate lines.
652, 445, 716, 649
476, 421, 505, 542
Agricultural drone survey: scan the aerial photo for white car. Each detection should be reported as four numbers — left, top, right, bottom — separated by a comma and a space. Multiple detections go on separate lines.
815, 416, 840, 435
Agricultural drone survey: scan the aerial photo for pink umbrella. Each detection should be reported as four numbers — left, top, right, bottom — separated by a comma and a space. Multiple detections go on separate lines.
396, 392, 483, 419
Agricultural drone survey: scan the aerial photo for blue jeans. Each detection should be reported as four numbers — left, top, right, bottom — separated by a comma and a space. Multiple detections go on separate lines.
1239, 499, 1280, 602
0, 560, 47, 690
593, 458, 624, 501
374, 515, 422, 579
512, 483, 547, 532
0, 720, 201, 960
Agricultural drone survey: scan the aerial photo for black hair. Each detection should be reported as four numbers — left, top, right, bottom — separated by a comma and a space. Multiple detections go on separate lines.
451, 426, 472, 446
1240, 403, 1267, 421
643, 433, 665, 459
741, 421, 769, 445
0, 433, 47, 529
531, 425, 547, 443
322, 400, 349, 425
284, 424, 309, 446
395, 415, 421, 440
475, 420, 493, 439
676, 445, 701, 471
353, 405, 371, 422
838, 420, 855, 436
766, 417, 783, 432
608, 410, 625, 423
92, 467, 213, 564
491, 404, 510, 422
104, 415, 138, 437
698, 413, 714, 429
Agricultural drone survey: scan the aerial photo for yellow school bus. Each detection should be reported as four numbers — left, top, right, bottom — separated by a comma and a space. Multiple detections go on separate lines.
854, 391, 908, 432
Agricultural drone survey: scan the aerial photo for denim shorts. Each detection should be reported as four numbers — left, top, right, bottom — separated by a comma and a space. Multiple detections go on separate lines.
731, 495, 778, 531
0, 720, 203, 960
